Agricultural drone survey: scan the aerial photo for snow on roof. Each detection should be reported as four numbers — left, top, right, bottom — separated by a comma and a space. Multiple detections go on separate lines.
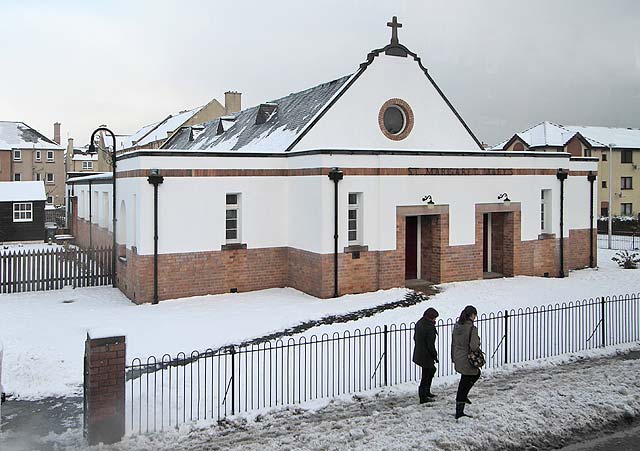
135, 108, 201, 147
0, 181, 46, 202
493, 121, 640, 150
0, 121, 63, 150
163, 75, 352, 153
562, 125, 640, 149
71, 150, 98, 161
66, 172, 112, 184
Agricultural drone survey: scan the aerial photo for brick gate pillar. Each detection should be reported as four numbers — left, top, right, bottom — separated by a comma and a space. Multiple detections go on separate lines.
84, 333, 126, 445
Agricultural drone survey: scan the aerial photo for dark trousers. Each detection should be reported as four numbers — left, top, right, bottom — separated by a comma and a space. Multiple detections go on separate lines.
456, 371, 480, 402
418, 366, 437, 401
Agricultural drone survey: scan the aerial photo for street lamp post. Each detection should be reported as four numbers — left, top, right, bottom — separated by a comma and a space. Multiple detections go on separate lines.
608, 143, 616, 249
88, 127, 117, 288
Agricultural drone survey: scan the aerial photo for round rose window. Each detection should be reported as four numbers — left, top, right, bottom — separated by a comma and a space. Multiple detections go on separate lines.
378, 99, 414, 141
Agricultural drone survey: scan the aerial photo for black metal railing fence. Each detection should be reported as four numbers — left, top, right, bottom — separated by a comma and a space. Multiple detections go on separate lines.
126, 293, 640, 434
598, 233, 640, 250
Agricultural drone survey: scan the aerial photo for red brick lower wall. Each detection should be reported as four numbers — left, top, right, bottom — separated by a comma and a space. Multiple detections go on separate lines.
71, 210, 596, 303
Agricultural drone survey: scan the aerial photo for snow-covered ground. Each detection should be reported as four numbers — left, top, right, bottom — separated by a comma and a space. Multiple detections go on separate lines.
0, 249, 638, 400
47, 343, 639, 451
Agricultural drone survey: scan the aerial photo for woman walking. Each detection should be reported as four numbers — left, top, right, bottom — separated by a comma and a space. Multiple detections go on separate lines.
412, 307, 439, 403
451, 305, 482, 419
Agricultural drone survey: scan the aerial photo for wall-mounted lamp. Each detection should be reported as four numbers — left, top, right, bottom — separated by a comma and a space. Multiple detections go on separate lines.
498, 192, 511, 206
422, 195, 435, 209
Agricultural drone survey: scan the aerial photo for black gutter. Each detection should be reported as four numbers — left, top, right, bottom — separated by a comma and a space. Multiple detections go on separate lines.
88, 180, 93, 249
328, 168, 344, 298
147, 170, 164, 304
556, 169, 569, 278
588, 171, 597, 267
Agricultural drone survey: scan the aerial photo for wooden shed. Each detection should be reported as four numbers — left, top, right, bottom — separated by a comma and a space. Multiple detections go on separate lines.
0, 181, 46, 242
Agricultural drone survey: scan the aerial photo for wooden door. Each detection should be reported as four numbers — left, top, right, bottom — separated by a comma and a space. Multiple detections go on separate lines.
405, 216, 418, 280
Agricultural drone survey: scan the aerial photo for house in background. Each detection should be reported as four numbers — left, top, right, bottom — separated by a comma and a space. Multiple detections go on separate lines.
0, 181, 46, 243
493, 121, 640, 218
93, 92, 242, 155
68, 20, 597, 304
0, 121, 66, 206
65, 138, 109, 178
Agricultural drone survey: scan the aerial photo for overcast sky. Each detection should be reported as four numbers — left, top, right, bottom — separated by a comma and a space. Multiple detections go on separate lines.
1, 0, 639, 147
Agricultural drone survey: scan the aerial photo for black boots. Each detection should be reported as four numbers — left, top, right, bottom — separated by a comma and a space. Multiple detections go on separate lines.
455, 401, 472, 419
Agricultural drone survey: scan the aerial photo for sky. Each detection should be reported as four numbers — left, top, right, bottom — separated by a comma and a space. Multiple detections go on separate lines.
1, 0, 639, 147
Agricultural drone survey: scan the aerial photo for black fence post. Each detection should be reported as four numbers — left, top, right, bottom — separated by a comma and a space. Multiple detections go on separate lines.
230, 347, 236, 415
383, 325, 388, 386
504, 310, 509, 365
601, 296, 606, 348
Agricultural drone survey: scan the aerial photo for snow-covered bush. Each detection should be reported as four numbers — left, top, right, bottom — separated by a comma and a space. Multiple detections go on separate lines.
611, 250, 640, 269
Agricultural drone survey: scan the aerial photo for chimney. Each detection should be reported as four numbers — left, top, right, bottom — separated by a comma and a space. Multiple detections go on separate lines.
224, 91, 242, 114
67, 137, 74, 151
53, 122, 61, 144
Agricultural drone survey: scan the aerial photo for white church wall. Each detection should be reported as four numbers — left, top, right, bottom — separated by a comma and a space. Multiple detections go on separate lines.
292, 53, 481, 152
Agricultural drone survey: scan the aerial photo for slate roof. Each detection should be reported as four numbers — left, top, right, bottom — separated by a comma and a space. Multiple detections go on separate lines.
163, 75, 352, 152
493, 121, 640, 150
0, 121, 62, 150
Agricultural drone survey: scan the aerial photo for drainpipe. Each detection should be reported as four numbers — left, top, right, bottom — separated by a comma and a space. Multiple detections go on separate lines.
328, 168, 344, 298
556, 169, 569, 278
587, 171, 597, 268
147, 169, 164, 304
88, 180, 93, 249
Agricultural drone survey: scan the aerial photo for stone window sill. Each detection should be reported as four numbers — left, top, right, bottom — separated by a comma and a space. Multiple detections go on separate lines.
221, 243, 247, 251
538, 233, 556, 240
344, 244, 369, 253
118, 256, 127, 264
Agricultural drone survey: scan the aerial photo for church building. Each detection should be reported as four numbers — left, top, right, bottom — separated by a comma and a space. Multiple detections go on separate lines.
67, 18, 598, 304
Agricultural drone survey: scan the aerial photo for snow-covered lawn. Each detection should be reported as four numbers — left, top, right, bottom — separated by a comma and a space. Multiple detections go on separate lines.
0, 249, 639, 400
82, 344, 640, 451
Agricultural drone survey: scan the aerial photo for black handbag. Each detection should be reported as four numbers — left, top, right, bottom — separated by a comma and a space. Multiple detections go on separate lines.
467, 326, 485, 368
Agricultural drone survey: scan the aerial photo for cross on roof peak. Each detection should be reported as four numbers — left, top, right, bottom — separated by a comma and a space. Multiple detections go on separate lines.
387, 16, 402, 45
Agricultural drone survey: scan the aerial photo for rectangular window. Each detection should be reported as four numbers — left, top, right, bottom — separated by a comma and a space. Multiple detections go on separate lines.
35, 173, 42, 181
621, 150, 633, 164
47, 150, 55, 162
225, 193, 240, 243
348, 192, 362, 244
583, 148, 592, 157
14, 173, 21, 181
540, 189, 552, 233
82, 161, 93, 170
13, 149, 21, 161
601, 153, 607, 162
46, 195, 53, 204
621, 203, 633, 216
601, 206, 609, 217
13, 202, 33, 222
35, 150, 41, 161
621, 177, 633, 190
602, 180, 607, 189
46, 173, 54, 184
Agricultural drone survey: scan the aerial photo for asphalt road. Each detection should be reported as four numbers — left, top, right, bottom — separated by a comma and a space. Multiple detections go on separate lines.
558, 423, 640, 451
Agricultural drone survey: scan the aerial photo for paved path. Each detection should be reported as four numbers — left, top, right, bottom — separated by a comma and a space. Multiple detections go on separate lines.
558, 424, 640, 451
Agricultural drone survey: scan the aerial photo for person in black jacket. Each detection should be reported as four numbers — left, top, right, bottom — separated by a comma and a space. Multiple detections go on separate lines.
412, 307, 439, 403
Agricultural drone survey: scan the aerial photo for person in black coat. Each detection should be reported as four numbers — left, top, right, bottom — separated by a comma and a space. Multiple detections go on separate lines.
412, 307, 439, 403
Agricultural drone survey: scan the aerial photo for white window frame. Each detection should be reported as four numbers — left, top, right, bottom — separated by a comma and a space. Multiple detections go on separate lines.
225, 193, 241, 244
348, 192, 363, 245
13, 149, 21, 161
621, 177, 633, 190
46, 195, 53, 205
35, 150, 41, 161
47, 150, 54, 162
540, 189, 552, 234
46, 172, 54, 184
621, 203, 633, 216
82, 161, 93, 170
13, 202, 33, 222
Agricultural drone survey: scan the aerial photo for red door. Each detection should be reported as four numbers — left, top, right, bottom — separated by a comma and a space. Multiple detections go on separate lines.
483, 214, 488, 272
405, 216, 418, 280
